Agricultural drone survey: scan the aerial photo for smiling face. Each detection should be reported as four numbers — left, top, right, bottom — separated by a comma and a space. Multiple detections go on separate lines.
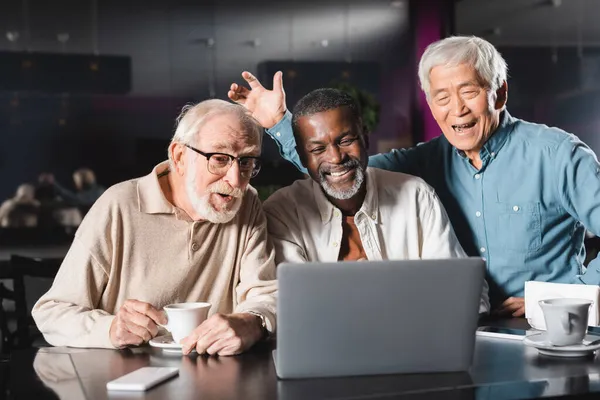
183, 113, 260, 223
427, 63, 507, 161
296, 106, 368, 202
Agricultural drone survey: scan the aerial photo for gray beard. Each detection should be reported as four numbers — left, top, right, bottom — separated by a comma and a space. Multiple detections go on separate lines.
319, 162, 365, 200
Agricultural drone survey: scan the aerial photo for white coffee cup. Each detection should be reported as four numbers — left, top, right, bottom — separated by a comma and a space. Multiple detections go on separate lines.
538, 298, 593, 346
159, 302, 211, 343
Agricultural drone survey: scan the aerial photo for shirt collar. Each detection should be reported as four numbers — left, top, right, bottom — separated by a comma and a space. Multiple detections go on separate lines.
137, 161, 178, 215
313, 167, 379, 224
454, 110, 516, 160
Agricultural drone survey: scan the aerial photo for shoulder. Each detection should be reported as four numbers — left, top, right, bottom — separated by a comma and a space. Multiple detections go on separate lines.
370, 167, 436, 196
511, 117, 576, 148
91, 178, 139, 210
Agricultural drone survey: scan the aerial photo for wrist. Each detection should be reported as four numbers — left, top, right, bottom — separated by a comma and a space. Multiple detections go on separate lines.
244, 311, 268, 340
266, 110, 286, 129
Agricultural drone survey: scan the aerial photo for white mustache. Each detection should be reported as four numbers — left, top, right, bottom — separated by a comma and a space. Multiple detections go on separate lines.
209, 181, 244, 198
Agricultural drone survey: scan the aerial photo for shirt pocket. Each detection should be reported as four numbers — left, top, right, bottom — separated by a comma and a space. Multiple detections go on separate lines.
494, 201, 542, 253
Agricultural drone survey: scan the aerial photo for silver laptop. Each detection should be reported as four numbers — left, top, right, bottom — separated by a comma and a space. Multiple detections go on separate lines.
275, 258, 485, 379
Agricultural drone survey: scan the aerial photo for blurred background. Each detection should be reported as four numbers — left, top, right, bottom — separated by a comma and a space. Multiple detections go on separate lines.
2, 0, 600, 361
1, 0, 600, 224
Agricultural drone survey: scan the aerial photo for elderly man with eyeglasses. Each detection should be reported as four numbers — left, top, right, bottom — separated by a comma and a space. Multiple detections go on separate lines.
32, 99, 276, 355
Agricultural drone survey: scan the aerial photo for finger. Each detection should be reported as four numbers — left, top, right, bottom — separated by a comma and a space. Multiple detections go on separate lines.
124, 300, 166, 325
273, 70, 284, 93
231, 83, 251, 97
114, 322, 145, 347
241, 71, 264, 90
118, 330, 145, 347
193, 327, 225, 355
125, 309, 159, 338
500, 297, 518, 307
122, 311, 155, 342
512, 307, 526, 317
227, 90, 247, 104
206, 338, 232, 356
180, 320, 217, 354
500, 302, 524, 313
216, 339, 245, 356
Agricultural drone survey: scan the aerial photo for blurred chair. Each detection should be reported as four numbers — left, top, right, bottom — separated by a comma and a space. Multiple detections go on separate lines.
9, 255, 61, 349
0, 354, 8, 400
0, 281, 14, 354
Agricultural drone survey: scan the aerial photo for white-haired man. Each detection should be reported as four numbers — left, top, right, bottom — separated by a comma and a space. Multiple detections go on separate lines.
228, 35, 600, 317
33, 99, 277, 355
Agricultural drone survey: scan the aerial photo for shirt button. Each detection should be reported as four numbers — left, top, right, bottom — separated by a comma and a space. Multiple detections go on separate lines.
334, 210, 340, 218
491, 152, 496, 157
475, 211, 481, 217
276, 132, 281, 137
475, 174, 481, 180
333, 242, 339, 247
191, 242, 199, 251
371, 213, 376, 220
482, 257, 487, 262
513, 205, 520, 212
480, 247, 486, 253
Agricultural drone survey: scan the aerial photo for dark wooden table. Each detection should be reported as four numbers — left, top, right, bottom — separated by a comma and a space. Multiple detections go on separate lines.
6, 318, 600, 399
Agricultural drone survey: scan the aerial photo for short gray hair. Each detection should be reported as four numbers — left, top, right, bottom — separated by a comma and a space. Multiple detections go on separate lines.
418, 36, 508, 99
168, 99, 262, 166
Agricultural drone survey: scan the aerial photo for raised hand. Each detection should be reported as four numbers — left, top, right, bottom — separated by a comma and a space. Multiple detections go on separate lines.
228, 71, 287, 129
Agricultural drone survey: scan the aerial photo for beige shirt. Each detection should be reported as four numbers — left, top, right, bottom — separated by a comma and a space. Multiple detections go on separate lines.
32, 161, 277, 348
264, 167, 490, 313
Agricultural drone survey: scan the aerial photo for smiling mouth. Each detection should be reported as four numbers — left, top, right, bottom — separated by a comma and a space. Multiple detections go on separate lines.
324, 168, 355, 182
452, 121, 477, 133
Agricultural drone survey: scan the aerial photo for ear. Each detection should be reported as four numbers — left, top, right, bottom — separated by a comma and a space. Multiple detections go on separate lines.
169, 142, 186, 175
495, 81, 508, 110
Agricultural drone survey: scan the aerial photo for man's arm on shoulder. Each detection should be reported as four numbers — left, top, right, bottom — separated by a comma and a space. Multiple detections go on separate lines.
554, 136, 600, 284
265, 111, 307, 173
418, 185, 490, 314
368, 145, 424, 174
234, 193, 278, 335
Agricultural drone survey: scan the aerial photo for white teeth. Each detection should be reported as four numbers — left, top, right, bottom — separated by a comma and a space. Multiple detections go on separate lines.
330, 170, 348, 177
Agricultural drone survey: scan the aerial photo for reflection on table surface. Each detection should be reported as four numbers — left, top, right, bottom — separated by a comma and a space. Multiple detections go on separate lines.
8, 320, 600, 400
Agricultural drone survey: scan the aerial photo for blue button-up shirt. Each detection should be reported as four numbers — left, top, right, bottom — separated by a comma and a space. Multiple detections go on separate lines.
266, 110, 600, 306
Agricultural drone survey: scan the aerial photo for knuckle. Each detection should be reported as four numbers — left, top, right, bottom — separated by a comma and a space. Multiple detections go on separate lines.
231, 337, 242, 348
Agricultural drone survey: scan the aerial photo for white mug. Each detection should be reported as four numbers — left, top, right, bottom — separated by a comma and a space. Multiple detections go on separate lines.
159, 302, 211, 343
538, 298, 593, 346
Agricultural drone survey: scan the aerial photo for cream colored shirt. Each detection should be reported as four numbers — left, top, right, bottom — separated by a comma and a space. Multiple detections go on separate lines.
264, 167, 489, 313
32, 161, 277, 348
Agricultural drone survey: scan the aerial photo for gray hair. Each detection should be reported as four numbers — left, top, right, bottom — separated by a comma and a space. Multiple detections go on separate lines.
418, 36, 508, 100
168, 99, 262, 167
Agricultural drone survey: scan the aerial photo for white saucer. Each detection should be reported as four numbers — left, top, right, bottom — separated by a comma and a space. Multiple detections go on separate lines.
149, 334, 195, 354
523, 332, 600, 358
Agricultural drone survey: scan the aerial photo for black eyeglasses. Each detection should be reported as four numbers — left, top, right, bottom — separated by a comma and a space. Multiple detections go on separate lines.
184, 144, 262, 179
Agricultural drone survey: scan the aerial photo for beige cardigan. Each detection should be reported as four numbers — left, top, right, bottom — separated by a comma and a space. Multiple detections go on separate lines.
32, 161, 277, 348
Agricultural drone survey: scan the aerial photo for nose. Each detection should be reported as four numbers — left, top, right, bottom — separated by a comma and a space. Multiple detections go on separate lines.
222, 160, 244, 188
450, 94, 468, 117
325, 145, 343, 165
